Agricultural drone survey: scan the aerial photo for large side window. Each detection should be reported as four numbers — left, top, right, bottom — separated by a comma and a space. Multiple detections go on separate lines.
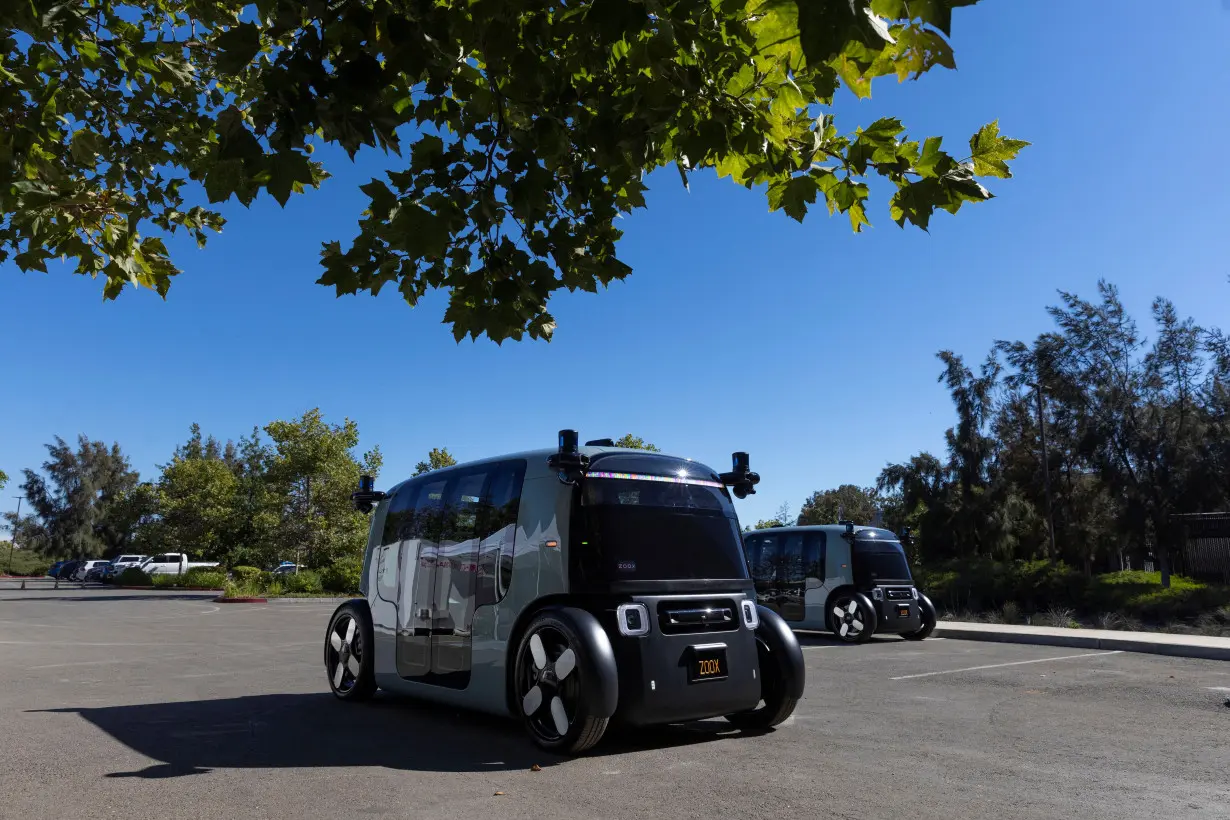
436, 470, 486, 633
475, 459, 526, 605
802, 532, 825, 581
377, 482, 417, 603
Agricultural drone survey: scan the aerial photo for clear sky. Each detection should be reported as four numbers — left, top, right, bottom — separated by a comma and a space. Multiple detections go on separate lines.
2, 1, 1229, 527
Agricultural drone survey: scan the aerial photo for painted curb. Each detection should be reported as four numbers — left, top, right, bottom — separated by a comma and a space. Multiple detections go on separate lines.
933, 624, 1230, 662
215, 597, 268, 604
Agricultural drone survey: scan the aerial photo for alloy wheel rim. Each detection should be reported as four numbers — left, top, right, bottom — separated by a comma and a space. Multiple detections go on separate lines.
327, 614, 363, 693
832, 598, 865, 639
518, 626, 579, 742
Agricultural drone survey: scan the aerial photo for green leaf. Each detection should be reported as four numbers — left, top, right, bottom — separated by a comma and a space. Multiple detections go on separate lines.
389, 204, 450, 260
212, 22, 263, 75
968, 120, 1030, 179
267, 152, 315, 207
203, 159, 245, 204
360, 179, 398, 220
767, 176, 818, 222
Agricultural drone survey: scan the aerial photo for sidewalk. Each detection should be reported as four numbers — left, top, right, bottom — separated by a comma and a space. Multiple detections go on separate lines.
934, 621, 1230, 662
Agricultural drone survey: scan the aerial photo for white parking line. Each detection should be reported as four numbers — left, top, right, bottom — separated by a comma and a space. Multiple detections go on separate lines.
1207, 687, 1230, 693
890, 650, 1124, 680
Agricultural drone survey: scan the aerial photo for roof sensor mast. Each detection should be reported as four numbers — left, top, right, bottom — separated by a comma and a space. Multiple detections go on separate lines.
719, 452, 760, 499
548, 429, 590, 485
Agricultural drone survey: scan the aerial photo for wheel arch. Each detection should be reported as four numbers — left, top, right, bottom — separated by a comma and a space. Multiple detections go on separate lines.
753, 605, 806, 700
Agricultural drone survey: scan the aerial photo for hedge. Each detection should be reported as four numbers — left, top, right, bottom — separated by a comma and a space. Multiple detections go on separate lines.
916, 558, 1230, 622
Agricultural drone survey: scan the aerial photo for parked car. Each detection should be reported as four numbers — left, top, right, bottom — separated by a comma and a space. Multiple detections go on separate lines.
139, 553, 220, 575
110, 554, 148, 572
56, 560, 83, 581
83, 561, 113, 582
271, 563, 300, 576
72, 560, 111, 582
47, 561, 66, 578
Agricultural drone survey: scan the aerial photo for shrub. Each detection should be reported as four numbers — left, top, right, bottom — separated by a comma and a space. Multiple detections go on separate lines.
282, 569, 323, 594
320, 558, 362, 594
182, 569, 227, 589
116, 567, 153, 586
231, 566, 261, 584
151, 573, 182, 588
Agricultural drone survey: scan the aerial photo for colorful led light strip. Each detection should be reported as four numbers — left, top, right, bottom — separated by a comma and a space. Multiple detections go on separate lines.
587, 471, 724, 488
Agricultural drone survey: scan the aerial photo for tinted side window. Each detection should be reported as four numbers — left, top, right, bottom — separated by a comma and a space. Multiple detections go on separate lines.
377, 482, 418, 602
802, 532, 825, 580
475, 459, 526, 605
744, 535, 764, 581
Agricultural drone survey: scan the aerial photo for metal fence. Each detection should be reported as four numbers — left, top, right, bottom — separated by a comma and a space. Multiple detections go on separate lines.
1174, 512, 1230, 583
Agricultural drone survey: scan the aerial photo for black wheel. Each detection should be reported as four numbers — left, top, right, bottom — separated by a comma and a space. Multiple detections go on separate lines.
514, 612, 609, 755
827, 592, 877, 644
901, 593, 937, 641
324, 602, 377, 701
724, 640, 799, 731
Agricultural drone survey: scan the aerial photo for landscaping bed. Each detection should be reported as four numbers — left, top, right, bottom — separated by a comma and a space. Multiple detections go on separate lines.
918, 559, 1230, 637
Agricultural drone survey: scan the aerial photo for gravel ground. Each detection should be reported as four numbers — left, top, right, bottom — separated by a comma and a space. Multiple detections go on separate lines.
2, 588, 1229, 820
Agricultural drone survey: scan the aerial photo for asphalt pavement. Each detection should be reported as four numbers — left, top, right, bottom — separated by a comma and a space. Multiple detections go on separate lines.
2, 588, 1228, 820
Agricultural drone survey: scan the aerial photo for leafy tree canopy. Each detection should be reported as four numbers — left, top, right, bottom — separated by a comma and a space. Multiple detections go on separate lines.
798, 483, 882, 526
413, 446, 457, 476
613, 434, 659, 452
6, 435, 141, 558
0, 467, 7, 491
2, 0, 1025, 342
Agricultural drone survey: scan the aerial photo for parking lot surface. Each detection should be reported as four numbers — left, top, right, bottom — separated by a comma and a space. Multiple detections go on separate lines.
2, 589, 1228, 820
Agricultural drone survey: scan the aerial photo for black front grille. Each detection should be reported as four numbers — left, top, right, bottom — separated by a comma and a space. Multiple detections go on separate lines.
656, 599, 738, 635
885, 587, 913, 601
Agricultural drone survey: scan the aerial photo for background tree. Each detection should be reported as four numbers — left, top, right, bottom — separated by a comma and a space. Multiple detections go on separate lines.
413, 447, 457, 476
798, 484, 882, 526
154, 443, 241, 562
6, 435, 140, 558
613, 434, 660, 452
2, 1, 1026, 342
0, 468, 8, 490
264, 409, 383, 568
880, 280, 1229, 585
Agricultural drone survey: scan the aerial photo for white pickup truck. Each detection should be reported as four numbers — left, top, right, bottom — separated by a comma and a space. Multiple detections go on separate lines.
140, 553, 220, 575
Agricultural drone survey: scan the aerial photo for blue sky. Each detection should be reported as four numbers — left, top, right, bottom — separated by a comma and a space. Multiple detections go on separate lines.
3, 0, 1229, 528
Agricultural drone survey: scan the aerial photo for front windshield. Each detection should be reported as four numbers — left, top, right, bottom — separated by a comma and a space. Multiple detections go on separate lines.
573, 472, 749, 584
852, 540, 913, 585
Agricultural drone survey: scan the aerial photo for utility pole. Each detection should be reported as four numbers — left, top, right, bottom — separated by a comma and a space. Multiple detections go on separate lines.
1033, 383, 1058, 559
7, 497, 21, 575
300, 475, 312, 574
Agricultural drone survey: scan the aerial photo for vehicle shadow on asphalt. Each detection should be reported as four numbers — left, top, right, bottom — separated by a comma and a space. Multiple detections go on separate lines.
33, 691, 741, 777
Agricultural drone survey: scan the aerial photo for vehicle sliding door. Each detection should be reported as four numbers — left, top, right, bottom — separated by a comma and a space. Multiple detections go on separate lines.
744, 533, 782, 615
397, 475, 448, 680
429, 469, 488, 687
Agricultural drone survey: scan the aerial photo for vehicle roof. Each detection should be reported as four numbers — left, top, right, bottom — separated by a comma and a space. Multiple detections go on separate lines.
745, 524, 903, 540
386, 445, 722, 494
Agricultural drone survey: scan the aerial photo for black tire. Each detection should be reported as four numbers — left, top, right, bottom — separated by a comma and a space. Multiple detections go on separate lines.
901, 593, 937, 641
827, 591, 877, 644
724, 642, 798, 731
513, 610, 610, 755
725, 606, 804, 731
324, 601, 377, 701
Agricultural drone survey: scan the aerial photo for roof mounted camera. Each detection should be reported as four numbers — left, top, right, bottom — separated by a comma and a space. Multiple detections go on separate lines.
547, 429, 590, 485
351, 474, 387, 514
719, 452, 760, 499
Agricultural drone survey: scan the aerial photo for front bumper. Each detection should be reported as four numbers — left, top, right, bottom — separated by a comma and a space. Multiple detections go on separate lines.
871, 591, 923, 634
604, 593, 763, 726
